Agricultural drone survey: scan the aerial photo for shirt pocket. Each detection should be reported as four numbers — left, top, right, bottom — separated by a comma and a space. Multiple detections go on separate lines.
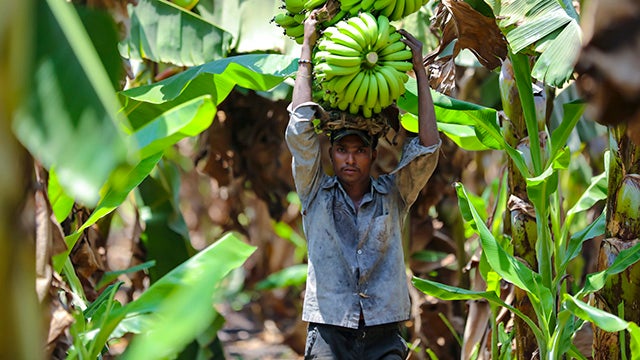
369, 214, 391, 251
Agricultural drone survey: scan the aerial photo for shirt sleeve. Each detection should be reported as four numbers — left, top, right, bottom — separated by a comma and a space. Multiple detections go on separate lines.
391, 136, 441, 210
285, 102, 325, 212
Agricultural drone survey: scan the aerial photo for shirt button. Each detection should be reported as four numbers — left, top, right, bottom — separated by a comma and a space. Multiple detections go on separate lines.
357, 249, 362, 255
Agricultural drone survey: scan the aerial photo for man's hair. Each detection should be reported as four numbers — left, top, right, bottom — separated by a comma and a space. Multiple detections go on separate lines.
330, 128, 378, 149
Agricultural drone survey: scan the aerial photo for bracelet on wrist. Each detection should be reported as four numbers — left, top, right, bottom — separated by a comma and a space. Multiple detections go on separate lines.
298, 59, 312, 65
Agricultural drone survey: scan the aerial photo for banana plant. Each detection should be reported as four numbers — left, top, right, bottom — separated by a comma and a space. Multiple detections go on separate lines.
404, 0, 640, 358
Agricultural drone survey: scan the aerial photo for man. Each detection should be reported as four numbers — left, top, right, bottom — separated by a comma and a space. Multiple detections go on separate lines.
285, 10, 441, 360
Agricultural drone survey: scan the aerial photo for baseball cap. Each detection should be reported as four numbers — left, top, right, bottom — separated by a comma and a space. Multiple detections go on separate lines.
330, 128, 377, 148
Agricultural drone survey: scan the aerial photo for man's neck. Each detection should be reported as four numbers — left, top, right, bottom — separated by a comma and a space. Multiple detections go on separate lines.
340, 178, 371, 210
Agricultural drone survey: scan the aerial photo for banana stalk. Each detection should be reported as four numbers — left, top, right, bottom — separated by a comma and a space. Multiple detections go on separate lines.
499, 58, 543, 360
593, 129, 640, 360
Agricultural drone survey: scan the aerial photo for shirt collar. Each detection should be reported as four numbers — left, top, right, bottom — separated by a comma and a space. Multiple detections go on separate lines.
320, 176, 389, 195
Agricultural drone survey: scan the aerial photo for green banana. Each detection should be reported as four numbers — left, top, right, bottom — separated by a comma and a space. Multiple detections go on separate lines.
380, 1, 395, 17
380, 49, 412, 61
403, 0, 416, 17
321, 42, 363, 57
284, 0, 305, 13
373, 102, 382, 115
285, 23, 305, 38
343, 71, 366, 104
373, 70, 391, 107
317, 52, 363, 67
381, 60, 413, 72
377, 65, 402, 100
336, 21, 368, 50
348, 3, 362, 15
353, 70, 371, 107
347, 15, 373, 45
359, 12, 379, 43
365, 71, 378, 110
374, 15, 390, 50
390, 0, 405, 20
326, 31, 364, 52
362, 105, 373, 118
273, 12, 299, 27
333, 70, 360, 92
360, 0, 376, 11
373, 0, 394, 11
303, 0, 326, 10
293, 13, 306, 23
378, 39, 406, 57
349, 102, 360, 115
314, 62, 360, 79
339, 0, 360, 11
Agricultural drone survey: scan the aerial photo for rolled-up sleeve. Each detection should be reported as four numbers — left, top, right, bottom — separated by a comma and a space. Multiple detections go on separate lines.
285, 102, 325, 211
391, 137, 441, 209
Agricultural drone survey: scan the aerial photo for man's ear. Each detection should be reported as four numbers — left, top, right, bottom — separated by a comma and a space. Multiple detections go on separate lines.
371, 149, 377, 161
328, 146, 333, 162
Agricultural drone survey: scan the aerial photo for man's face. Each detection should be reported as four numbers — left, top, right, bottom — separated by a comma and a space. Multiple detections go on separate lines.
329, 134, 377, 186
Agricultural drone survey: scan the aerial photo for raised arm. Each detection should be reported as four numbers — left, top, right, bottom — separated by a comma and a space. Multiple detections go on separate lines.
398, 29, 439, 148
291, 11, 320, 108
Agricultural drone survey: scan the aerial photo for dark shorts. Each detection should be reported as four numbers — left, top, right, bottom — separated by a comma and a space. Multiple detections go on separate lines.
304, 322, 409, 360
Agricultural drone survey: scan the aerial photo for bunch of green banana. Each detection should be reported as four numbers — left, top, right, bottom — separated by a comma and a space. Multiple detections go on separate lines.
272, 10, 307, 44
313, 13, 413, 118
376, 0, 430, 20
339, 0, 429, 21
281, 0, 305, 13
338, 0, 377, 15
302, 0, 327, 10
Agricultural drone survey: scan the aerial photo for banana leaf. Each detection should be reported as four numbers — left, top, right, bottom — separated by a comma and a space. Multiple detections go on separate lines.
120, 0, 233, 67
120, 54, 298, 129
14, 0, 130, 206
484, 0, 581, 86
89, 232, 256, 360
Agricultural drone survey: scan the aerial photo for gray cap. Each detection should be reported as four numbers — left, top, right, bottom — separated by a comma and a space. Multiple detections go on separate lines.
330, 128, 377, 148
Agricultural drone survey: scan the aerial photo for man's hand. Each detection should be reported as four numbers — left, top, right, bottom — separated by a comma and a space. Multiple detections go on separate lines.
397, 29, 424, 73
303, 10, 321, 49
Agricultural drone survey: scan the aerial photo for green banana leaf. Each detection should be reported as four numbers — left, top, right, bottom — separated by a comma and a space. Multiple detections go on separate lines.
564, 294, 630, 333
48, 168, 76, 223
400, 77, 530, 178
120, 54, 298, 129
567, 171, 607, 216
196, 0, 298, 55
484, 0, 581, 86
559, 212, 605, 280
14, 0, 131, 206
53, 93, 217, 272
120, 0, 233, 67
399, 77, 501, 151
577, 241, 640, 298
134, 95, 215, 158
137, 159, 195, 281
255, 264, 308, 290
455, 181, 555, 340
412, 276, 544, 344
53, 152, 163, 273
564, 296, 640, 358
89, 232, 256, 360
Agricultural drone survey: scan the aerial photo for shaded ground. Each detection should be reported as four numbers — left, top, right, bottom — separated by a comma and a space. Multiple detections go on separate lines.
219, 303, 303, 360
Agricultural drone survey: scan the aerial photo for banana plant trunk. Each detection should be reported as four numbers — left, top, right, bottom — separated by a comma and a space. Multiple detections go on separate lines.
499, 58, 543, 360
593, 126, 640, 359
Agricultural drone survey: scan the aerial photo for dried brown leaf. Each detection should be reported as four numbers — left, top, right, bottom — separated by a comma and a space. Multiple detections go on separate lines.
425, 0, 507, 94
35, 165, 67, 302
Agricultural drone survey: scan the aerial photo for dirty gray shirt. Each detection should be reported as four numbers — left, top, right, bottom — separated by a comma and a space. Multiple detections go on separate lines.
286, 102, 440, 329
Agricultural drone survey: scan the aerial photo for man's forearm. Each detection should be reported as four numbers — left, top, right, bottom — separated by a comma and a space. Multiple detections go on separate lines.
291, 12, 319, 108
415, 68, 439, 147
